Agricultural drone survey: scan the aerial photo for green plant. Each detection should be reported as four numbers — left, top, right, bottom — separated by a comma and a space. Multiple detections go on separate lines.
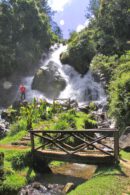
53, 120, 69, 130
9, 119, 27, 136
108, 72, 130, 132
89, 102, 97, 111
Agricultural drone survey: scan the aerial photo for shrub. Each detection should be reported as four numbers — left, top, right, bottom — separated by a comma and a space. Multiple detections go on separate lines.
10, 151, 33, 170
9, 119, 27, 136
108, 72, 130, 132
53, 120, 70, 130
90, 54, 118, 83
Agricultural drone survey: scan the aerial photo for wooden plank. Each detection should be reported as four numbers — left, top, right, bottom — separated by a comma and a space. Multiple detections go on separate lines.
81, 133, 113, 151
30, 132, 35, 151
33, 133, 71, 154
114, 131, 119, 161
30, 129, 118, 133
37, 150, 115, 165
72, 133, 113, 156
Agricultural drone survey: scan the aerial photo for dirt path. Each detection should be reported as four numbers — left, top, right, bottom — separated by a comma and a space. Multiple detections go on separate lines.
0, 144, 30, 150
120, 158, 130, 169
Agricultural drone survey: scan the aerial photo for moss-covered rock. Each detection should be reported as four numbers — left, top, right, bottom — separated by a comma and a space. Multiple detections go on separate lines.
60, 30, 96, 75
32, 61, 66, 99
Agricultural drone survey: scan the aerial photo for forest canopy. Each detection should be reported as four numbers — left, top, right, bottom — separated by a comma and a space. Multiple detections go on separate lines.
0, 0, 60, 78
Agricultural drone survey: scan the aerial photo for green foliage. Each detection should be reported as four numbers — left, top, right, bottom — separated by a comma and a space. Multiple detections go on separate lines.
108, 72, 130, 131
69, 165, 128, 195
19, 99, 49, 130
9, 119, 27, 136
59, 109, 76, 128
60, 29, 96, 74
11, 152, 33, 170
0, 173, 26, 194
90, 0, 130, 55
90, 51, 130, 132
120, 150, 130, 160
83, 116, 97, 129
60, 0, 130, 75
90, 54, 118, 83
0, 149, 34, 195
53, 120, 70, 130
89, 102, 97, 111
0, 130, 27, 144
0, 0, 59, 78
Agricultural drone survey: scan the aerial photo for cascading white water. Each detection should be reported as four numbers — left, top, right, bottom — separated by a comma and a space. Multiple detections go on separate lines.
22, 44, 106, 104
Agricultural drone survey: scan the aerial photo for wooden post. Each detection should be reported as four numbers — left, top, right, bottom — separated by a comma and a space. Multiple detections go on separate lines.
30, 132, 35, 152
114, 130, 119, 162
0, 152, 4, 180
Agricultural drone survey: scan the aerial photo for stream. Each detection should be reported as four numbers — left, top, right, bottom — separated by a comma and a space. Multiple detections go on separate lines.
19, 163, 97, 194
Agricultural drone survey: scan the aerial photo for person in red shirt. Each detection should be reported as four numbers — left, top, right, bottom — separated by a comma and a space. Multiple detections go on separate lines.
19, 84, 26, 101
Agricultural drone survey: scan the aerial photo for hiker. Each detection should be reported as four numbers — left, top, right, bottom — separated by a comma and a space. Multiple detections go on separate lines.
19, 84, 26, 101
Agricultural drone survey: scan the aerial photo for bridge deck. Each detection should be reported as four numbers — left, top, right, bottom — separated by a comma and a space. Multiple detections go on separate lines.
35, 149, 115, 164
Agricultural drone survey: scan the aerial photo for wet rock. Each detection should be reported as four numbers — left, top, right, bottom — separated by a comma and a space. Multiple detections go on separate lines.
120, 128, 130, 152
62, 183, 74, 193
1, 108, 17, 122
78, 105, 90, 113
60, 51, 90, 75
19, 183, 48, 195
19, 182, 65, 195
32, 61, 66, 99
70, 99, 78, 108
0, 120, 9, 138
12, 100, 21, 110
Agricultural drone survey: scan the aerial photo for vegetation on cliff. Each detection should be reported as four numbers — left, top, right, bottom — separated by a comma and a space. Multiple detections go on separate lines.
60, 0, 130, 131
90, 51, 130, 131
60, 0, 130, 74
60, 30, 96, 74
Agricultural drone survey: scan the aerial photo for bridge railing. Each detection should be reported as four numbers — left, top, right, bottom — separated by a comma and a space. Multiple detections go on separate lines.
30, 129, 119, 161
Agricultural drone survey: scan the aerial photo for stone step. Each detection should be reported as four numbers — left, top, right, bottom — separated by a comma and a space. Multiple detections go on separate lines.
21, 137, 30, 141
11, 141, 29, 146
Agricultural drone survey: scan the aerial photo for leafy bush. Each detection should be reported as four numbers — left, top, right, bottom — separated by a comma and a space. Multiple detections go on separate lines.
11, 152, 33, 170
90, 54, 118, 83
9, 119, 27, 136
53, 120, 70, 130
108, 72, 130, 131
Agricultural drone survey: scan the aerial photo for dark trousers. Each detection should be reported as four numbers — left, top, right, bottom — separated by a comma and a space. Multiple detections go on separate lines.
21, 92, 25, 101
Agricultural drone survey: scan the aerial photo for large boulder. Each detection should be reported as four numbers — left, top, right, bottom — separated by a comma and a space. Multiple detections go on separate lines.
60, 51, 90, 75
32, 61, 66, 99
120, 134, 130, 152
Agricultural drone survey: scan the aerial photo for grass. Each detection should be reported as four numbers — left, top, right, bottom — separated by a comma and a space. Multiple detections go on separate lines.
68, 165, 130, 195
120, 150, 130, 161
0, 130, 27, 144
0, 149, 35, 195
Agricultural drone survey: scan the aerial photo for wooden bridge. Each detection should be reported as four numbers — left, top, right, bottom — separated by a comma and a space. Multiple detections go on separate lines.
30, 128, 119, 165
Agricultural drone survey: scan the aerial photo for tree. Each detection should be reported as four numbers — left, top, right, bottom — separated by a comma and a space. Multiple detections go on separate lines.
87, 0, 130, 55
0, 0, 59, 78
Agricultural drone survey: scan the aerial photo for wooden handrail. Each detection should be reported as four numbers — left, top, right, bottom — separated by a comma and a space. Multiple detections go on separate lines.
30, 129, 118, 134
30, 128, 119, 162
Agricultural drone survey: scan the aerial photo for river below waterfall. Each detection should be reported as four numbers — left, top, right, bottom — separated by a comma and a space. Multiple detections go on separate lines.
19, 163, 97, 194
0, 44, 106, 108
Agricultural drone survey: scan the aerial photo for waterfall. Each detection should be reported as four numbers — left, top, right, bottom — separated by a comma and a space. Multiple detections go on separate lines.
22, 44, 106, 105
